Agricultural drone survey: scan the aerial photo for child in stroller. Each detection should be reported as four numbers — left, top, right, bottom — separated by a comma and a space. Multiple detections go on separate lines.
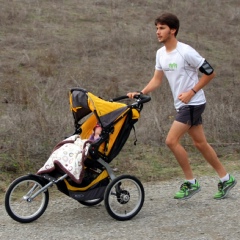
37, 123, 103, 184
89, 123, 102, 141
4, 88, 151, 223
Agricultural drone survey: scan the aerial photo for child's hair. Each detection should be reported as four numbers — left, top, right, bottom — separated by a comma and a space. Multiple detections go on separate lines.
93, 123, 101, 132
88, 123, 102, 141
155, 13, 180, 37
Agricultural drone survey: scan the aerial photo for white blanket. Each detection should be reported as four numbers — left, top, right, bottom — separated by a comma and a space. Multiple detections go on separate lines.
37, 135, 90, 183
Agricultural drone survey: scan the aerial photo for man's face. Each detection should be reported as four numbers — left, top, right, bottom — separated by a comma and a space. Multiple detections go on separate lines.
156, 23, 173, 43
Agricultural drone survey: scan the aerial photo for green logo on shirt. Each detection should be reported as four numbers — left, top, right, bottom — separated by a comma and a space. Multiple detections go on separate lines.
169, 63, 177, 69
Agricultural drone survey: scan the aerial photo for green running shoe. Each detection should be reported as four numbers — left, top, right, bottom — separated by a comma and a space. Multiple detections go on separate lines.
174, 180, 201, 200
214, 175, 237, 200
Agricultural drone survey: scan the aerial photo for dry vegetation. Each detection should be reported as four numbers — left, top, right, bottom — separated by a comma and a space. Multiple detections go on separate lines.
0, 0, 240, 189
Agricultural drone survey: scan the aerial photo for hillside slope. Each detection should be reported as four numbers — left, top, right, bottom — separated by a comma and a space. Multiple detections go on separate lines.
0, 0, 239, 180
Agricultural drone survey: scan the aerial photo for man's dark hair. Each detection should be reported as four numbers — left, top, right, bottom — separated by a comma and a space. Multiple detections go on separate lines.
155, 13, 180, 37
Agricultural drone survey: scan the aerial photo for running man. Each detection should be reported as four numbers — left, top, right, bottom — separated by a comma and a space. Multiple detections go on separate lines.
127, 13, 236, 200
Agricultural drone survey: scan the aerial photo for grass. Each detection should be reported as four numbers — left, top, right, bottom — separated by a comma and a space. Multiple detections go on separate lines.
1, 141, 239, 203
1, 136, 240, 205
112, 141, 240, 181
0, 0, 240, 200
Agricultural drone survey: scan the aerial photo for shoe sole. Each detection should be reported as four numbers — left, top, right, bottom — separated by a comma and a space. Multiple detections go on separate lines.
214, 180, 237, 200
174, 187, 201, 200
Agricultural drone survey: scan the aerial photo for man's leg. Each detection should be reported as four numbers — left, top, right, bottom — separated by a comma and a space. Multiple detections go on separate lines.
166, 120, 193, 179
188, 124, 237, 199
166, 121, 201, 199
188, 124, 227, 178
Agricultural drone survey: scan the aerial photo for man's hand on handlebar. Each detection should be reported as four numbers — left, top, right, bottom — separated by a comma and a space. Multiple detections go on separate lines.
127, 92, 142, 99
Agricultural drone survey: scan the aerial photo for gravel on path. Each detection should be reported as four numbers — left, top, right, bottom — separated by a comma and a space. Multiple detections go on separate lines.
0, 172, 239, 240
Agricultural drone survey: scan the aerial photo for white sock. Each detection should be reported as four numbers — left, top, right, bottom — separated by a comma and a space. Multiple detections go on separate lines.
220, 173, 230, 183
187, 179, 196, 184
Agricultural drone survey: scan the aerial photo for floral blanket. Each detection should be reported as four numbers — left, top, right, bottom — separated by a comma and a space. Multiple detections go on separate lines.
37, 135, 91, 183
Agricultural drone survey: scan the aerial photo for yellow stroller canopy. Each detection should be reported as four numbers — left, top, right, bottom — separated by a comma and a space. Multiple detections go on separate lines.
69, 88, 139, 128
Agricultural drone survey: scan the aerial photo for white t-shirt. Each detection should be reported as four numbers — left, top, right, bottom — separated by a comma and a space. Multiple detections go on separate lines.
155, 41, 206, 110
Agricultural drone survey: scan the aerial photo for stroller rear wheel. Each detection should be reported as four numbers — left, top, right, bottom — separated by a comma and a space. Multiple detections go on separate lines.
104, 175, 144, 221
5, 175, 49, 223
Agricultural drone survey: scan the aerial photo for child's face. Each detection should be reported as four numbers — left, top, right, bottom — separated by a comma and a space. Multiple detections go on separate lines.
95, 126, 102, 135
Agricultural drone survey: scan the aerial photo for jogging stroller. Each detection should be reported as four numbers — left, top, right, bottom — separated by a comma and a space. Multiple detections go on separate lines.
5, 88, 151, 223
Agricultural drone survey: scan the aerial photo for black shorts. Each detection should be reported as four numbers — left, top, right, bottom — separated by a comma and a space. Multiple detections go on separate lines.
175, 104, 206, 126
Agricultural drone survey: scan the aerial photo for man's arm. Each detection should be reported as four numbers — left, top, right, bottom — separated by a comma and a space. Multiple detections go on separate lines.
192, 59, 215, 92
192, 71, 216, 93
178, 71, 216, 104
141, 70, 164, 94
127, 70, 163, 98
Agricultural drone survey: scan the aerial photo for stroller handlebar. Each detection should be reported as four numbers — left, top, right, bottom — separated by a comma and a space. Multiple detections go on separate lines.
110, 95, 129, 102
133, 94, 151, 105
111, 94, 151, 106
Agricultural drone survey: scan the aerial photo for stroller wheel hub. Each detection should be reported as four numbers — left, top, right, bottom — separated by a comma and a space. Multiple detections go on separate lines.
118, 190, 130, 204
122, 194, 130, 202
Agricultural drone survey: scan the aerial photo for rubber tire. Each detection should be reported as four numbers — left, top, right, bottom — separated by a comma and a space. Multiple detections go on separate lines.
5, 175, 49, 223
104, 175, 144, 221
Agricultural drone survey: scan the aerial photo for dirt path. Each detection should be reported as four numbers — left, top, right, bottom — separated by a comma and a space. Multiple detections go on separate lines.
0, 173, 239, 240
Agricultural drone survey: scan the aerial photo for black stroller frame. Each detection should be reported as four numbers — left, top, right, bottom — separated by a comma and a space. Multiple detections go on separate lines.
5, 88, 151, 222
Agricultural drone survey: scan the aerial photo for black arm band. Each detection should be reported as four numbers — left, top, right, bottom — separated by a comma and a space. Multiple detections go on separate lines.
199, 60, 214, 75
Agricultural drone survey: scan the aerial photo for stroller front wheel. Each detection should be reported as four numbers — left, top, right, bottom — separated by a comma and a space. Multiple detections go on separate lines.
104, 175, 144, 221
5, 175, 49, 223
